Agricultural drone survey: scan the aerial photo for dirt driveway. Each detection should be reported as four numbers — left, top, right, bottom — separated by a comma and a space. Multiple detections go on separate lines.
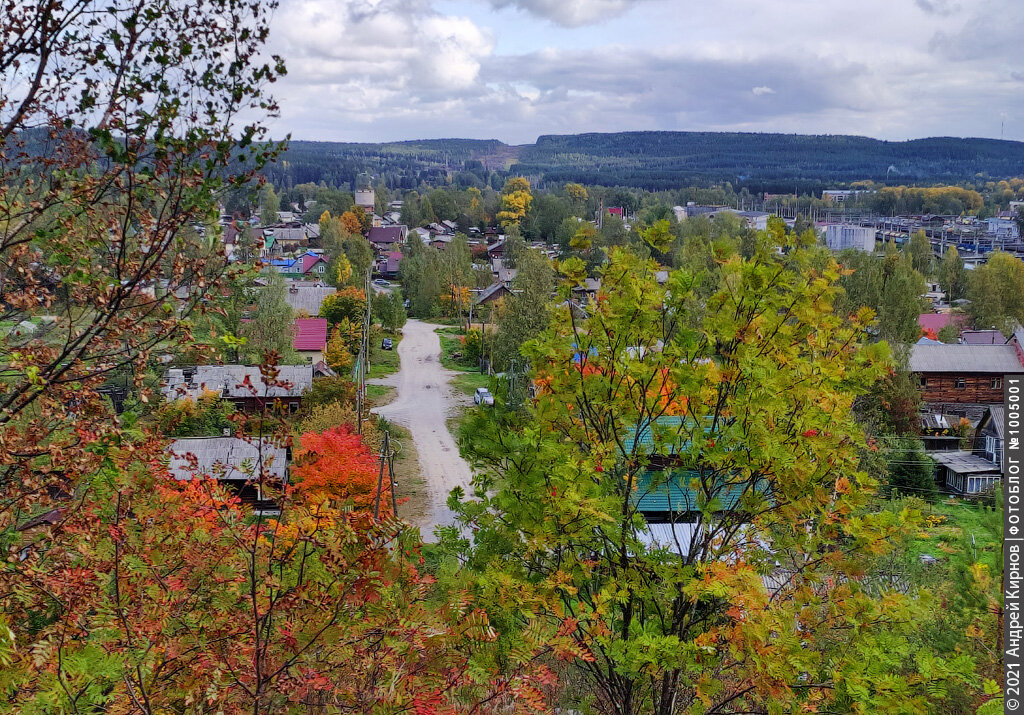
369, 319, 473, 542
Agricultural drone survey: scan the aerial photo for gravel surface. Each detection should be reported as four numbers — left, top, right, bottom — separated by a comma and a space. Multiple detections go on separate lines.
369, 319, 473, 542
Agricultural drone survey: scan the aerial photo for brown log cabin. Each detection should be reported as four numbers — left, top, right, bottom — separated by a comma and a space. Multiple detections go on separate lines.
909, 331, 1024, 419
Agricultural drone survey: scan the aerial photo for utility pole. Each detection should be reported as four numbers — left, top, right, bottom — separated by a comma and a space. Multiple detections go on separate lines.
356, 265, 372, 433
373, 430, 398, 519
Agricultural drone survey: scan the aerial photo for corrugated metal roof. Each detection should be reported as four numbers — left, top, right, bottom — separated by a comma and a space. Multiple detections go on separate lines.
162, 365, 312, 400
293, 318, 328, 351
632, 470, 757, 514
167, 437, 288, 482
637, 521, 699, 557
284, 286, 335, 316
987, 405, 1005, 440
932, 450, 1000, 475
909, 344, 1022, 373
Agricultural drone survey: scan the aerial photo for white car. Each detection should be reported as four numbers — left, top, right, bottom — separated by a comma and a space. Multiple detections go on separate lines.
474, 387, 494, 406
373, 279, 391, 286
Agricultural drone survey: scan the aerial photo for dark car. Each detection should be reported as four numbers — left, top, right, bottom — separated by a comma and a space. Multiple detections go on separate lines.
381, 338, 394, 350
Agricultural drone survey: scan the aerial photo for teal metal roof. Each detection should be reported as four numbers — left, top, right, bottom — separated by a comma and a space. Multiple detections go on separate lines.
632, 470, 760, 514
624, 416, 713, 454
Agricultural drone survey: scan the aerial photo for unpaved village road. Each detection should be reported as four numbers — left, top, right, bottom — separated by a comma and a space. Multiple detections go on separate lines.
369, 319, 473, 542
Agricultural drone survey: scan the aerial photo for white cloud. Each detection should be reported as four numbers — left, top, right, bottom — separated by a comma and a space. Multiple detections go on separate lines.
485, 0, 645, 27
261, 0, 1024, 143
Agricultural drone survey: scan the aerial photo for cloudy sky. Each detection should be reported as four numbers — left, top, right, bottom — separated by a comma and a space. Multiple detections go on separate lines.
265, 0, 1024, 144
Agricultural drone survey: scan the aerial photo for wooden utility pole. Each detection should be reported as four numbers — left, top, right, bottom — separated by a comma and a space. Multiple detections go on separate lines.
373, 430, 398, 519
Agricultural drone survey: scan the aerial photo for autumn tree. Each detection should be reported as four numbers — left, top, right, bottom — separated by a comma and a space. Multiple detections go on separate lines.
320, 286, 367, 326
293, 424, 383, 508
498, 177, 533, 229
564, 182, 589, 216
445, 237, 978, 713
324, 326, 354, 374
0, 0, 285, 528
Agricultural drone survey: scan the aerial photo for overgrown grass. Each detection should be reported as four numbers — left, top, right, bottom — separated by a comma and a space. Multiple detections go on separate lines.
897, 496, 1001, 561
450, 371, 489, 397
385, 422, 428, 527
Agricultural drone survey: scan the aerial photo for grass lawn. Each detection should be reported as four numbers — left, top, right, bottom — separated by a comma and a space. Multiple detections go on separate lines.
366, 384, 395, 406
450, 370, 489, 397
437, 329, 469, 371
367, 333, 401, 379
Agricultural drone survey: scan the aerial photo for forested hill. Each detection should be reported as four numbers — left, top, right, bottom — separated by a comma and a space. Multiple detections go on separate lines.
264, 132, 1024, 192
512, 132, 1024, 191
262, 138, 508, 189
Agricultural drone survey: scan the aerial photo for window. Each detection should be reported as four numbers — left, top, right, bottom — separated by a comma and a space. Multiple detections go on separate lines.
918, 375, 927, 388
954, 377, 965, 389
992, 377, 1003, 389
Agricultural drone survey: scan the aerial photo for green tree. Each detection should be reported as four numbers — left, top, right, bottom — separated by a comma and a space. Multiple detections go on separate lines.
938, 323, 961, 343
968, 251, 1024, 333
259, 183, 280, 225
907, 229, 934, 277
938, 245, 968, 302
445, 236, 977, 714
240, 269, 296, 362
490, 247, 555, 372
837, 246, 927, 345
886, 438, 937, 500
373, 289, 407, 333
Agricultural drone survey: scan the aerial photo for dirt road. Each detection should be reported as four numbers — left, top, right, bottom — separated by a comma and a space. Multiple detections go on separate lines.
369, 320, 473, 541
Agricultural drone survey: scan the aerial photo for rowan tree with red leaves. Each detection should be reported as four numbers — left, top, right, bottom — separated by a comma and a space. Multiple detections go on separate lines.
293, 424, 388, 510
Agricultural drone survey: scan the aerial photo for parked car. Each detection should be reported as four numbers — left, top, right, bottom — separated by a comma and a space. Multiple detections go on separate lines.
374, 279, 391, 286
474, 387, 494, 406
381, 338, 393, 350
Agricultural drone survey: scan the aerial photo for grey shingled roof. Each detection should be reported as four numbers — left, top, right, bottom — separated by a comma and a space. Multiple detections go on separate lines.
167, 437, 288, 482
909, 344, 1022, 373
162, 365, 313, 401
284, 285, 336, 316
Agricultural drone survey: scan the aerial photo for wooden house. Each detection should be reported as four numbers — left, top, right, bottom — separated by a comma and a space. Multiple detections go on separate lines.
162, 364, 313, 413
931, 405, 1002, 496
909, 342, 1022, 419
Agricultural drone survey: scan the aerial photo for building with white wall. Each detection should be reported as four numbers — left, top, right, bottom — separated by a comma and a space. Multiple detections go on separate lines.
825, 224, 876, 252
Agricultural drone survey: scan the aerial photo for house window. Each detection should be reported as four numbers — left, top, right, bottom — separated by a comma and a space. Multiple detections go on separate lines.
954, 377, 965, 389
918, 375, 927, 389
992, 377, 1003, 389
317, 264, 325, 273
289, 402, 299, 414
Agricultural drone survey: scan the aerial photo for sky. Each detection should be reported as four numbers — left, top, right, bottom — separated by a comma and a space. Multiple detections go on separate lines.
265, 0, 1024, 144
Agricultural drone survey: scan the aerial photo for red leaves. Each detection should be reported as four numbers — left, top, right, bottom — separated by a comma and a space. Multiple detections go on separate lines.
802, 429, 819, 437
293, 425, 384, 510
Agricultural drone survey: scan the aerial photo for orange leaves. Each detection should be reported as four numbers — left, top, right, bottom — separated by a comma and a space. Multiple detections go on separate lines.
293, 425, 385, 510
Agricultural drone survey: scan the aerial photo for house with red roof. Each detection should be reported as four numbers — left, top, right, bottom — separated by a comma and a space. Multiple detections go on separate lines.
273, 252, 328, 279
918, 312, 968, 340
293, 318, 328, 363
